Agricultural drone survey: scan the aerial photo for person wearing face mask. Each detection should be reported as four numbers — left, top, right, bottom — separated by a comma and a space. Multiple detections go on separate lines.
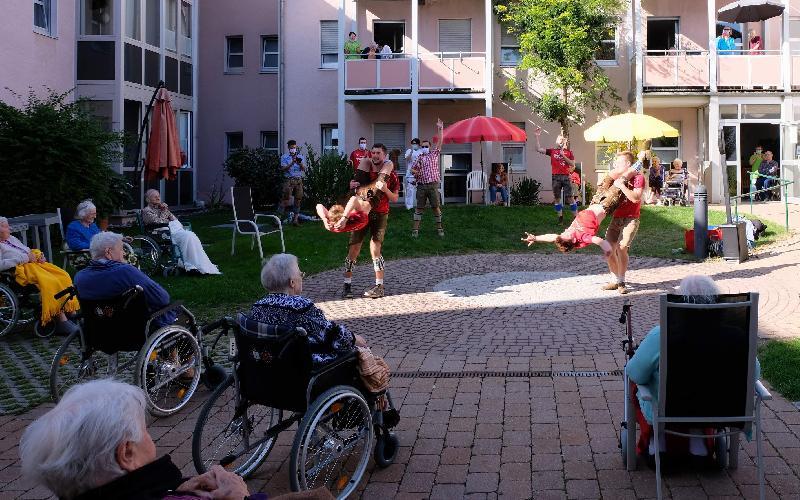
349, 137, 371, 171
279, 139, 306, 226
411, 120, 445, 238
403, 138, 422, 210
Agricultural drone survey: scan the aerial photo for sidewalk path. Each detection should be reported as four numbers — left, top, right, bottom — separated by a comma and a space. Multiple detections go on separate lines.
1, 235, 799, 499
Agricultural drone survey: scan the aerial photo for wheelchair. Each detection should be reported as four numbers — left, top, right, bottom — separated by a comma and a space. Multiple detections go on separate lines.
0, 270, 62, 338
127, 210, 187, 277
48, 285, 228, 416
191, 314, 400, 498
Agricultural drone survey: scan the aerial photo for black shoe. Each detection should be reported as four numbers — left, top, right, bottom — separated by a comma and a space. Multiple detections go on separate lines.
342, 283, 353, 299
363, 284, 385, 299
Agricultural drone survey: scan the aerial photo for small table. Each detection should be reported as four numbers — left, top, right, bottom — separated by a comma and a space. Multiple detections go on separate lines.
8, 213, 61, 262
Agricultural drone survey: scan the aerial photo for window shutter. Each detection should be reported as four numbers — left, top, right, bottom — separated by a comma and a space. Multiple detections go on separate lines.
500, 23, 517, 47
373, 123, 406, 169
439, 19, 472, 53
320, 20, 338, 54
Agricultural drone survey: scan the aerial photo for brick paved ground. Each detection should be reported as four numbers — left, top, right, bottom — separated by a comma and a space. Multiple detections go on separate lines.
1, 233, 800, 499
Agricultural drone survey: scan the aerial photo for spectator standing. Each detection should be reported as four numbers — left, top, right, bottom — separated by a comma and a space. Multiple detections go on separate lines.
404, 138, 422, 210
647, 156, 664, 205
411, 119, 445, 238
344, 31, 361, 60
569, 165, 581, 206
349, 137, 371, 170
716, 26, 737, 55
757, 150, 779, 201
749, 145, 763, 198
489, 163, 509, 206
535, 127, 577, 223
279, 140, 306, 226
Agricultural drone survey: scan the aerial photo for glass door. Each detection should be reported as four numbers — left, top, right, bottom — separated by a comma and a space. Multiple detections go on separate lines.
721, 123, 739, 198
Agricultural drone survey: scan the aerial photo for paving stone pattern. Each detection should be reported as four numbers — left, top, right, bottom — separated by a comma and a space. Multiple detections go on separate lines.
1, 235, 800, 498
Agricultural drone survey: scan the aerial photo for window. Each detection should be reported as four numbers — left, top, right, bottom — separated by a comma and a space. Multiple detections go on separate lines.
226, 132, 243, 158
180, 61, 192, 95
180, 1, 192, 56
594, 142, 615, 170
124, 43, 142, 83
321, 124, 339, 152
79, 100, 113, 132
77, 41, 115, 80
647, 18, 679, 52
596, 28, 617, 64
261, 131, 279, 154
502, 122, 525, 171
500, 22, 520, 67
262, 36, 278, 71
439, 19, 472, 54
320, 20, 338, 68
165, 56, 179, 92
144, 49, 160, 87
373, 123, 406, 169
81, 0, 113, 35
145, 0, 159, 46
34, 0, 54, 36
125, 0, 140, 40
165, 0, 177, 51
226, 36, 244, 72
179, 111, 191, 167
791, 17, 800, 52
651, 121, 681, 165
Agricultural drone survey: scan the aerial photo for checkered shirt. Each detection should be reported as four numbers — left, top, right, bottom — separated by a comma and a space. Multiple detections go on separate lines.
416, 149, 441, 184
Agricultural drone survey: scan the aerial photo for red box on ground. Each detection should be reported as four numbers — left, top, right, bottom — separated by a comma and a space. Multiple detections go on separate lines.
685, 227, 722, 253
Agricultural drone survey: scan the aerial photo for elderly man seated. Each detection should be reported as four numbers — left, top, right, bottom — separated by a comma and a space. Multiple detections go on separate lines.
75, 232, 176, 328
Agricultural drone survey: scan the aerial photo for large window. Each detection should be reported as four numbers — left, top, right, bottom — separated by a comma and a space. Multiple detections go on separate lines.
500, 23, 520, 67
79, 100, 113, 132
262, 36, 278, 71
226, 132, 243, 158
179, 111, 191, 167
180, 1, 192, 56
226, 36, 244, 72
321, 124, 339, 152
165, 0, 177, 51
145, 0, 160, 46
439, 19, 472, 54
502, 122, 525, 171
125, 0, 140, 40
596, 28, 617, 64
594, 142, 615, 170
261, 131, 279, 154
34, 0, 54, 36
791, 17, 800, 52
651, 121, 681, 165
320, 20, 338, 68
81, 0, 113, 35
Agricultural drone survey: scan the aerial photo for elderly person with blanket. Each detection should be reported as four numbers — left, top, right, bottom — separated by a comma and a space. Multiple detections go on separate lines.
142, 189, 220, 275
0, 217, 79, 333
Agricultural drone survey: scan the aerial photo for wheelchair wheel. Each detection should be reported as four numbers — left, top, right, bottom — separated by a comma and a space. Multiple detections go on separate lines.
290, 386, 374, 498
49, 331, 118, 402
129, 236, 161, 276
192, 374, 282, 477
373, 430, 399, 468
0, 283, 19, 338
34, 319, 57, 338
135, 326, 201, 416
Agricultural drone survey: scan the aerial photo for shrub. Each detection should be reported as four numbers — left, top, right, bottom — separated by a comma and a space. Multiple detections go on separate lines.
223, 147, 282, 210
303, 146, 352, 209
510, 177, 541, 206
584, 180, 596, 205
0, 90, 131, 217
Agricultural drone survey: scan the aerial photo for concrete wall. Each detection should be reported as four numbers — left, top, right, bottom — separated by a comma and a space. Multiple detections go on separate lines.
0, 0, 76, 105
196, 0, 280, 201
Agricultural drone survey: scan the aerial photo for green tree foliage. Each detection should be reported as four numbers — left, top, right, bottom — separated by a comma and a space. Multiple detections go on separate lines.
223, 147, 283, 209
495, 0, 625, 139
510, 177, 542, 205
0, 90, 131, 217
303, 146, 353, 209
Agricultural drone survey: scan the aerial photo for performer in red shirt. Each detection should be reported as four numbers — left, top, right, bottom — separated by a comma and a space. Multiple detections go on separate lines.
348, 137, 371, 171
535, 127, 576, 224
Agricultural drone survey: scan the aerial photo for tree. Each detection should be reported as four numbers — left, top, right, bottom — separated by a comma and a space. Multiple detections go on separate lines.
0, 90, 131, 217
495, 0, 625, 139
223, 146, 283, 209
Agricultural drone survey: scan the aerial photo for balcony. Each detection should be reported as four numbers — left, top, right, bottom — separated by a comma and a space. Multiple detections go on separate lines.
345, 53, 486, 95
643, 50, 710, 89
717, 51, 782, 89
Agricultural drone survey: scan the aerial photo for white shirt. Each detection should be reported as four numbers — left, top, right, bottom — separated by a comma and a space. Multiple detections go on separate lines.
404, 148, 422, 177
380, 45, 393, 59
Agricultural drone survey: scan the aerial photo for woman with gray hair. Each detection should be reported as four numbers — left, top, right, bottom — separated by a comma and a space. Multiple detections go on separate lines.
142, 189, 220, 275
66, 199, 101, 251
20, 379, 252, 499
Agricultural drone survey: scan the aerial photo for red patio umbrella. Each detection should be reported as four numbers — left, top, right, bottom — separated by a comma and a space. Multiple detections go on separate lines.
144, 88, 182, 181
440, 115, 527, 174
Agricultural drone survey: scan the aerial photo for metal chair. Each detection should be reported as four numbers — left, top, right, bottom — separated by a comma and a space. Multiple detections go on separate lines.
230, 186, 285, 260
465, 171, 488, 205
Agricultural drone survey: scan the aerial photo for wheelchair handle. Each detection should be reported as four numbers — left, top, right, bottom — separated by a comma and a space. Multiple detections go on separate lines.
54, 286, 76, 300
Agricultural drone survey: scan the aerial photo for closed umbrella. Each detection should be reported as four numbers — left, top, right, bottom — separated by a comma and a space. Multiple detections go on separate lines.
583, 113, 679, 143
440, 116, 527, 174
144, 88, 182, 182
718, 0, 784, 23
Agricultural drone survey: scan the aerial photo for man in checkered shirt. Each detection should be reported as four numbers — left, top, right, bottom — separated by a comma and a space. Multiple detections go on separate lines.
411, 118, 445, 237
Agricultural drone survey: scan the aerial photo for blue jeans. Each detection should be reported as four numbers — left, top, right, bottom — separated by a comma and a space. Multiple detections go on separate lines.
489, 185, 508, 203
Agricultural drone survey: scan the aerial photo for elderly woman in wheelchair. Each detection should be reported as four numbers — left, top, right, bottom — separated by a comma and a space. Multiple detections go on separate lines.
192, 253, 399, 498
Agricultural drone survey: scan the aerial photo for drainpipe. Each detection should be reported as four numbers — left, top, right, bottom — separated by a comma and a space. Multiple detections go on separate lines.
279, 0, 285, 149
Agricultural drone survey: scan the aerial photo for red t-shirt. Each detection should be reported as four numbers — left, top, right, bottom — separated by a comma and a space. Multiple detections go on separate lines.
545, 148, 574, 176
331, 211, 369, 233
613, 173, 646, 219
370, 170, 399, 214
569, 171, 581, 185
349, 149, 371, 170
570, 209, 599, 249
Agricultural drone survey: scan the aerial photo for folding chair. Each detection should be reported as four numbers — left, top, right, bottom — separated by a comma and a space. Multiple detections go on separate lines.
633, 293, 772, 500
230, 186, 285, 260
465, 171, 488, 205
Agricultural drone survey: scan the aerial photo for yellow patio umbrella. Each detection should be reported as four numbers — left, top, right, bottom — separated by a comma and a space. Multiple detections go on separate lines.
583, 113, 680, 143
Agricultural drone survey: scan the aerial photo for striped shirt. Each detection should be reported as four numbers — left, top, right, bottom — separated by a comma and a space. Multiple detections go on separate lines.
416, 149, 441, 184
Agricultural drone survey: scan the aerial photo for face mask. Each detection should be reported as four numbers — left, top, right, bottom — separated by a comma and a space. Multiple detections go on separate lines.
411, 144, 419, 151
421, 147, 430, 154
359, 143, 367, 150
290, 148, 297, 154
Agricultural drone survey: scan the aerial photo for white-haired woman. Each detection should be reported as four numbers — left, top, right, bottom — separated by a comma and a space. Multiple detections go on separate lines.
142, 189, 220, 275
20, 379, 252, 499
66, 199, 101, 251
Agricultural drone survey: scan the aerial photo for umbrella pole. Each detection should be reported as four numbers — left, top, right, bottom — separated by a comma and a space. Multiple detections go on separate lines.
480, 141, 485, 204
134, 81, 165, 201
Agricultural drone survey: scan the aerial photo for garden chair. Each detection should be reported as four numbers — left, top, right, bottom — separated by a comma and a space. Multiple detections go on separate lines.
465, 171, 488, 205
230, 186, 285, 260
56, 206, 92, 269
624, 292, 771, 500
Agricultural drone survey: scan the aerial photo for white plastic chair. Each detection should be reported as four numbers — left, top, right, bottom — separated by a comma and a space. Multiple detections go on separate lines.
230, 187, 285, 260
465, 171, 488, 205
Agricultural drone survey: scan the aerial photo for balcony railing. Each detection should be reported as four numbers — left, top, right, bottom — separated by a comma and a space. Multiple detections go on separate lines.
643, 50, 710, 88
717, 50, 782, 89
344, 52, 486, 94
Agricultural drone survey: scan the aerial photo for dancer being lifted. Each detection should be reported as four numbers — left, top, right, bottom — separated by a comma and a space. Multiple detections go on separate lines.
317, 159, 394, 233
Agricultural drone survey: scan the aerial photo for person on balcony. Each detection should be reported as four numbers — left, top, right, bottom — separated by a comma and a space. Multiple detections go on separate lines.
748, 30, 763, 55
344, 31, 361, 60
716, 26, 737, 55
379, 42, 393, 59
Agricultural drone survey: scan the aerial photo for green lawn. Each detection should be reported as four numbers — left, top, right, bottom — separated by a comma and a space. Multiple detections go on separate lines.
759, 339, 800, 402
153, 204, 785, 321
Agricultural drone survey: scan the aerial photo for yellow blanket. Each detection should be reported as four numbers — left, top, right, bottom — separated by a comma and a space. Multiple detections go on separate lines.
15, 250, 79, 325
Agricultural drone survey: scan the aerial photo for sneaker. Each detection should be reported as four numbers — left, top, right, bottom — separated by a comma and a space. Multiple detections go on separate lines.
411, 230, 419, 238
437, 229, 445, 237
341, 283, 353, 299
601, 282, 619, 291
618, 283, 629, 295
363, 284, 385, 299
